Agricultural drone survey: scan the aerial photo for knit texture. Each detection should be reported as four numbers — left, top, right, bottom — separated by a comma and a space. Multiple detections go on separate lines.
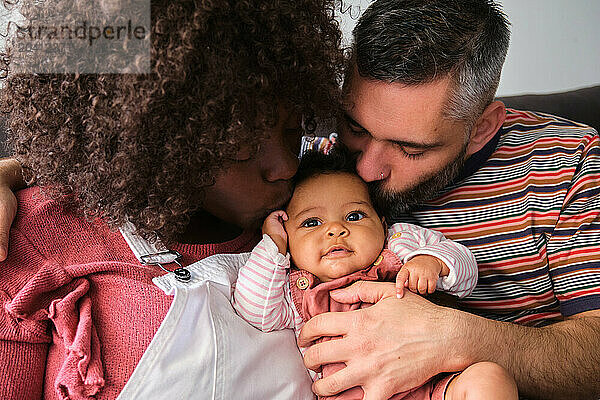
0, 187, 257, 400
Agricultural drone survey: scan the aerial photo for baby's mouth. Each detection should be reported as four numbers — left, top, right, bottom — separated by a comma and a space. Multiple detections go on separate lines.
322, 245, 353, 258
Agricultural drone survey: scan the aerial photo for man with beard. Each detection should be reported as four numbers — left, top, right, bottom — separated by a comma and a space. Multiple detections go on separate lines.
298, 1, 600, 399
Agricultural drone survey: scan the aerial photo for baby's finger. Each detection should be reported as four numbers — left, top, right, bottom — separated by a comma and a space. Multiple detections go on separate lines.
395, 268, 409, 298
266, 210, 281, 221
408, 274, 419, 293
396, 284, 404, 299
427, 278, 437, 294
417, 277, 429, 295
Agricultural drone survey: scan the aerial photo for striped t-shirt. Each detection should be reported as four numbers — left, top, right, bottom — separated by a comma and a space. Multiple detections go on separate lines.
398, 109, 600, 326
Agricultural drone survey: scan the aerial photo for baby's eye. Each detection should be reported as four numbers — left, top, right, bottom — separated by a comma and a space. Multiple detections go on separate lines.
301, 218, 322, 228
346, 211, 365, 221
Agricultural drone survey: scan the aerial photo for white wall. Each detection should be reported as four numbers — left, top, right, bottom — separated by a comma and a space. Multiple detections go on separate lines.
336, 0, 372, 47
497, 0, 600, 95
335, 0, 600, 96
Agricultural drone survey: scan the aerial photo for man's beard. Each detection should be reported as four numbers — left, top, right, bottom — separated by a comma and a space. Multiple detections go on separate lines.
368, 144, 467, 220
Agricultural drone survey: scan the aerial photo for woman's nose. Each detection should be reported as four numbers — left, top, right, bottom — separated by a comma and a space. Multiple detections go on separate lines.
262, 136, 299, 183
264, 151, 298, 182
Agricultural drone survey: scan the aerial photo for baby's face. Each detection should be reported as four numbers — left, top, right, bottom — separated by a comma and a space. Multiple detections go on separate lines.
285, 172, 386, 282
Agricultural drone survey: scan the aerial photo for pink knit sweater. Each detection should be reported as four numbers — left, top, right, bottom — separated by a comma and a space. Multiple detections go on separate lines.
0, 187, 258, 400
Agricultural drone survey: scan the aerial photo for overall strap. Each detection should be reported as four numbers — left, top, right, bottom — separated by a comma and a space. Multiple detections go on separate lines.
119, 220, 191, 282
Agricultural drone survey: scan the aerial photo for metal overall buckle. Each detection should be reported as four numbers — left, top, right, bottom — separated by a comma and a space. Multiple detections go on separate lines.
140, 250, 191, 282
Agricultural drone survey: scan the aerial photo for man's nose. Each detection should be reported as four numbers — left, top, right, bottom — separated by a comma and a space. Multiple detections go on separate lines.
326, 222, 348, 237
355, 140, 387, 182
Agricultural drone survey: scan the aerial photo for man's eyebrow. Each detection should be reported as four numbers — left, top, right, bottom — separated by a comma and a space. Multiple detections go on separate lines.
343, 113, 443, 150
389, 138, 442, 150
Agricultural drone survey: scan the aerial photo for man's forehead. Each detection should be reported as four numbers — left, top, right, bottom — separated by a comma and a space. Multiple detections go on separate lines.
345, 69, 453, 142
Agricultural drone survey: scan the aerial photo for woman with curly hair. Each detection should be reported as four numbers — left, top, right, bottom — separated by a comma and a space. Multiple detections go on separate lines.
0, 0, 344, 398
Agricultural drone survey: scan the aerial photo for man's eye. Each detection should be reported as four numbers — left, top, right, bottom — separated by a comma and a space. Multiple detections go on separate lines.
391, 143, 426, 160
341, 117, 367, 137
400, 148, 425, 159
346, 211, 365, 221
301, 218, 322, 228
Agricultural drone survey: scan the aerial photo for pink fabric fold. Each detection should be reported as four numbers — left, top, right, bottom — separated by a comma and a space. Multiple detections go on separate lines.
5, 258, 106, 399
46, 278, 105, 399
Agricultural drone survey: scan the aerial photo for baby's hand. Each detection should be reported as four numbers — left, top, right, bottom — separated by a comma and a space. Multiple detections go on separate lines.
262, 210, 288, 255
395, 255, 450, 298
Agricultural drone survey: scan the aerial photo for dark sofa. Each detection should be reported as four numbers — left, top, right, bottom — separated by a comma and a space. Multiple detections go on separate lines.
498, 84, 600, 133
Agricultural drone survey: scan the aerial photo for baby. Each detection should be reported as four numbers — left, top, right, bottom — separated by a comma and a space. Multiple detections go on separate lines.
232, 146, 518, 400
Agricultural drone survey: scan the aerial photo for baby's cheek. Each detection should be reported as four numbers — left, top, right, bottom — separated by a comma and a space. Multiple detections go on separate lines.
369, 233, 386, 262
288, 242, 313, 271
364, 247, 383, 267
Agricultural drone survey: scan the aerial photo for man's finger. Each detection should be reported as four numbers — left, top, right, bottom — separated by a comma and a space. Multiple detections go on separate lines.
329, 281, 396, 304
362, 382, 395, 400
302, 337, 351, 371
312, 363, 364, 397
297, 312, 351, 347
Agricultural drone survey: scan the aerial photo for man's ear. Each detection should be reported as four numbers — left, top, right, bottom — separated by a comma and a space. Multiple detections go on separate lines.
465, 100, 506, 157
381, 216, 387, 231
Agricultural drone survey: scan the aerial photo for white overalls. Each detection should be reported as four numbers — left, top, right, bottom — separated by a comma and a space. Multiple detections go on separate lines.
117, 224, 314, 399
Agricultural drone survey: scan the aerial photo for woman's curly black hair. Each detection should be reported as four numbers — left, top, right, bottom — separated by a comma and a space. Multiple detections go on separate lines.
0, 0, 345, 242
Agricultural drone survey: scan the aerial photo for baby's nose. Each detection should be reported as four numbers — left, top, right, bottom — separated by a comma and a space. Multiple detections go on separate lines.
327, 223, 348, 237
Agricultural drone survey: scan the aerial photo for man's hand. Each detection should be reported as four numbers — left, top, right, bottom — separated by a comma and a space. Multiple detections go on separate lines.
299, 282, 600, 400
297, 281, 462, 400
395, 255, 450, 298
262, 210, 288, 254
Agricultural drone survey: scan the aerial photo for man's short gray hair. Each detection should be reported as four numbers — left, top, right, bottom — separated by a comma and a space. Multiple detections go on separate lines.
351, 0, 510, 124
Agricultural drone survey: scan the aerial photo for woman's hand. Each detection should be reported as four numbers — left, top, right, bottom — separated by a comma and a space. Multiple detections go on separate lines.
0, 158, 24, 260
0, 184, 16, 260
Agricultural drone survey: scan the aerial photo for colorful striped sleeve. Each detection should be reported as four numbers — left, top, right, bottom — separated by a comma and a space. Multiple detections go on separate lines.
545, 131, 600, 316
231, 234, 297, 331
402, 110, 600, 325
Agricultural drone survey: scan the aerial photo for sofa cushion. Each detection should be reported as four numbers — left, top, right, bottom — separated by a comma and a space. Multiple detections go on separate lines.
498, 85, 600, 133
